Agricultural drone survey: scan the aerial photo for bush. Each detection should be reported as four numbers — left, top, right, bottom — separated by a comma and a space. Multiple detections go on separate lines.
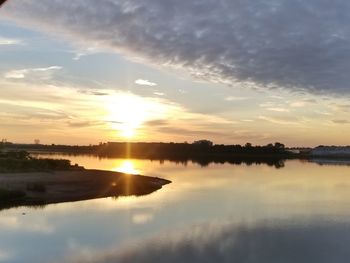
0, 153, 72, 172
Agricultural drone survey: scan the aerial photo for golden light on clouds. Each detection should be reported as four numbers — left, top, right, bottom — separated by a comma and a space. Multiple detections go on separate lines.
0, 80, 349, 146
1, 0, 350, 148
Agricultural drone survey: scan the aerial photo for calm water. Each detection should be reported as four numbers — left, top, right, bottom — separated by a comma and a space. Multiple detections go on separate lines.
1, 155, 350, 263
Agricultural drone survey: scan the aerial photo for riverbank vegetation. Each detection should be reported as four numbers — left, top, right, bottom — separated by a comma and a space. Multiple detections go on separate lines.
0, 151, 73, 173
4, 140, 295, 158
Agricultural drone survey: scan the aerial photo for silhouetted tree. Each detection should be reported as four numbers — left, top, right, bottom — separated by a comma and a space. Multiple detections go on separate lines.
274, 142, 285, 149
193, 140, 213, 147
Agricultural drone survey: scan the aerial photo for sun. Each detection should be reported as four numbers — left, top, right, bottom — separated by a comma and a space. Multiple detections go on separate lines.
105, 93, 149, 139
104, 92, 167, 139
121, 126, 135, 138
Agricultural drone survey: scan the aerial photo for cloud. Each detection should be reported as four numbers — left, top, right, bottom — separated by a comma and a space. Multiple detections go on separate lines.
153, 92, 165, 96
290, 101, 307, 108
135, 79, 157, 87
3, 0, 350, 95
259, 102, 277, 108
78, 90, 110, 96
330, 103, 350, 112
0, 101, 69, 121
72, 47, 99, 60
67, 120, 104, 128
258, 115, 299, 125
0, 37, 20, 45
157, 126, 227, 138
267, 107, 290, 112
33, 66, 62, 72
290, 98, 317, 108
332, 119, 350, 124
224, 96, 247, 102
4, 66, 62, 79
4, 69, 27, 79
144, 119, 168, 126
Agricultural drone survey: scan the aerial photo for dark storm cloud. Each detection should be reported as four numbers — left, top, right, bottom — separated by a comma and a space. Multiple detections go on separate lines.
3, 0, 350, 95
65, 220, 350, 263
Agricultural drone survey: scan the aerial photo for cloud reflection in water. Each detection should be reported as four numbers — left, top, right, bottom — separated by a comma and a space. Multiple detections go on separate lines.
65, 220, 350, 263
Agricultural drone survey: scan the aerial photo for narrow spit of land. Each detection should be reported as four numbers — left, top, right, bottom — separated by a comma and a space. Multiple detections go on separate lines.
0, 152, 171, 210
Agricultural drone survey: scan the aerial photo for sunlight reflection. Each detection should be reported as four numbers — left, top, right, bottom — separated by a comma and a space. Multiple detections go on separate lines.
113, 160, 140, 175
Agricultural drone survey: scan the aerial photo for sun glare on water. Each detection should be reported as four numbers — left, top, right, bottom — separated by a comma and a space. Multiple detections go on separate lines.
113, 160, 140, 175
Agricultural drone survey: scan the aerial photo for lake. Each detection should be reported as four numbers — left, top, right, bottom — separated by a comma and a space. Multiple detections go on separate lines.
1, 154, 350, 263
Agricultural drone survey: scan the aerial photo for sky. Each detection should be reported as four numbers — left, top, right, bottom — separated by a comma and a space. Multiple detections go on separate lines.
0, 0, 349, 147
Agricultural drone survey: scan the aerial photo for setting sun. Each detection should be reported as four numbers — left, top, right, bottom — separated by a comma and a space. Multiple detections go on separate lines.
121, 127, 135, 138
104, 93, 167, 139
106, 93, 148, 139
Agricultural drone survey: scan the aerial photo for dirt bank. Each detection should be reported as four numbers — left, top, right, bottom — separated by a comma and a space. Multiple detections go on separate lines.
0, 169, 171, 209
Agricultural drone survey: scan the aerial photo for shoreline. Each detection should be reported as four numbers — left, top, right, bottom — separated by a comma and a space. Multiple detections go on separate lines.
0, 169, 171, 210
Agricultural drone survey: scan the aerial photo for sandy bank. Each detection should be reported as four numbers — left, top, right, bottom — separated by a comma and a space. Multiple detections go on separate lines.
0, 169, 171, 209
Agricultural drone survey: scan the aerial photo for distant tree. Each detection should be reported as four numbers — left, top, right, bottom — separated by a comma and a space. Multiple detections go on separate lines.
0, 139, 7, 152
193, 140, 213, 147
245, 142, 252, 148
274, 142, 285, 149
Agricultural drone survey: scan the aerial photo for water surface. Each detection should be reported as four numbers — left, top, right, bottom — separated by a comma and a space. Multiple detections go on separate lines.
1, 155, 350, 263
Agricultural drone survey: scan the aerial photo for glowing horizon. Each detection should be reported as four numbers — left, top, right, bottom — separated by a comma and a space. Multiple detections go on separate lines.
0, 1, 349, 147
